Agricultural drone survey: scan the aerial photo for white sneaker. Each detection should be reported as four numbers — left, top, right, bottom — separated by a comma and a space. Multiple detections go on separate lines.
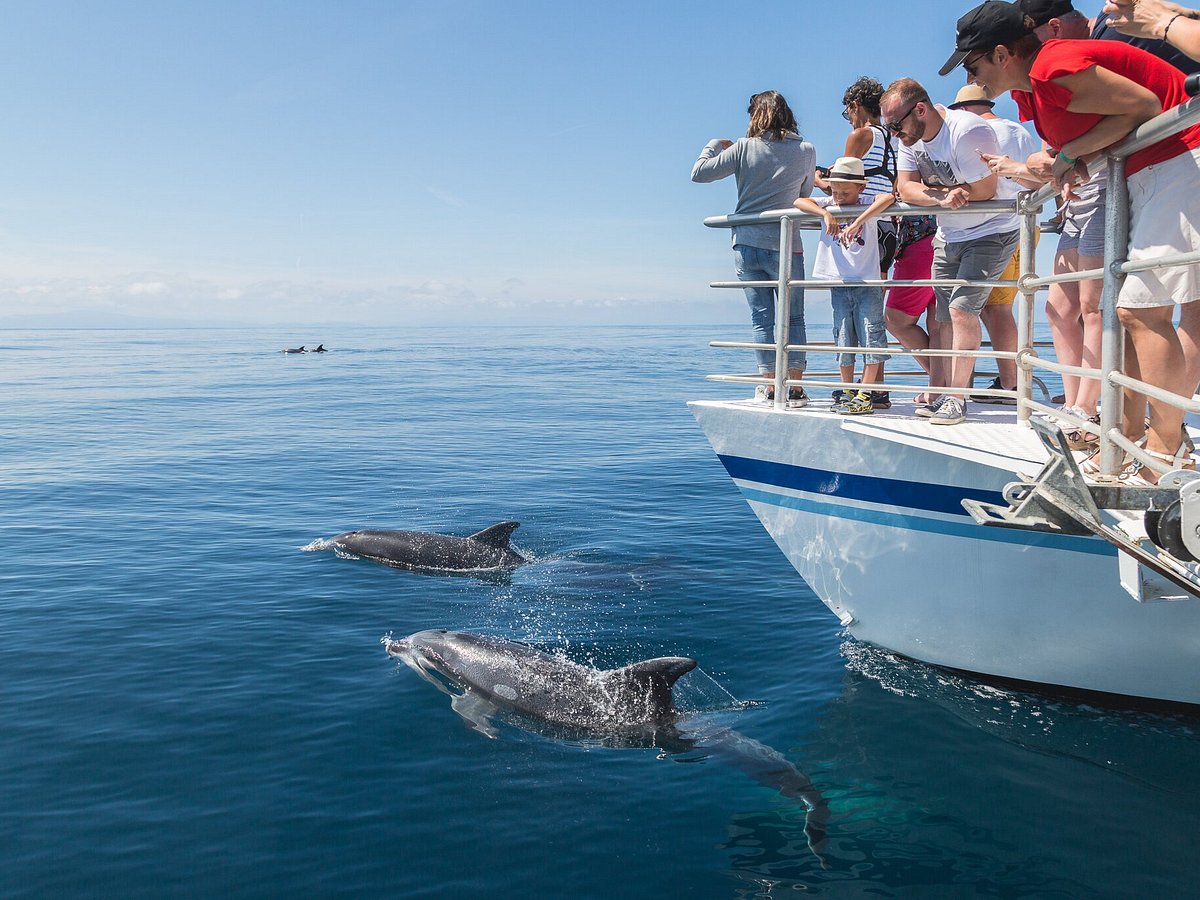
929, 396, 966, 425
754, 385, 772, 403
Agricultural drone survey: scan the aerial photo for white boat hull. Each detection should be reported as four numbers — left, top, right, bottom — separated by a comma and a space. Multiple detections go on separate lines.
691, 398, 1200, 706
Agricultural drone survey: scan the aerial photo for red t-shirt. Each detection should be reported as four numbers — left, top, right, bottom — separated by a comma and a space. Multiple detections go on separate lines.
1012, 39, 1200, 175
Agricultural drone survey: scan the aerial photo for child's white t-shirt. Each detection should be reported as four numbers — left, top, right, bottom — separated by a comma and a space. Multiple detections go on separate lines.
809, 195, 882, 282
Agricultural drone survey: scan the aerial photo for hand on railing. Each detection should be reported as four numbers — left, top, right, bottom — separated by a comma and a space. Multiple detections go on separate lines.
938, 186, 972, 210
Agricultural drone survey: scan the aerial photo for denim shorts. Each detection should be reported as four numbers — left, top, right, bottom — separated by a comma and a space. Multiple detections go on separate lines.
830, 285, 887, 366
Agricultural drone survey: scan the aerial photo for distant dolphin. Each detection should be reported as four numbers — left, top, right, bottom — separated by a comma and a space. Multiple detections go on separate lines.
312, 344, 327, 352
282, 346, 306, 354
328, 521, 526, 573
385, 629, 828, 862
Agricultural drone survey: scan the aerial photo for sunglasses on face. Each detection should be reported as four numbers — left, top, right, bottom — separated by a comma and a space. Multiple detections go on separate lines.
884, 102, 919, 134
963, 51, 989, 79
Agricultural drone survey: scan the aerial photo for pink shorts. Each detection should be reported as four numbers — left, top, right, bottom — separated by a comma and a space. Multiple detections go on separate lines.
886, 234, 935, 317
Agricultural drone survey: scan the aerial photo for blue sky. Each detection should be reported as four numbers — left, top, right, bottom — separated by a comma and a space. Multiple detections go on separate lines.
0, 0, 1042, 326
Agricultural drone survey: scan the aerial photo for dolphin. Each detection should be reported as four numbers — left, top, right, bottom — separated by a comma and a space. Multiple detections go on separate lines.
282, 345, 306, 354
385, 629, 828, 863
312, 344, 327, 352
328, 521, 526, 573
386, 629, 695, 731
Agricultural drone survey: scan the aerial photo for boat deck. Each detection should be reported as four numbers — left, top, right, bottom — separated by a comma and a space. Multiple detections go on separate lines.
721, 395, 1050, 472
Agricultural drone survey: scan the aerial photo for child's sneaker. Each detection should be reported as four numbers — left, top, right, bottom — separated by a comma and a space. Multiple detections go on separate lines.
838, 390, 874, 416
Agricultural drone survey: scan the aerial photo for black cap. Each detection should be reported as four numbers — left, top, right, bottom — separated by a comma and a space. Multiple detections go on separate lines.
1018, 0, 1074, 27
938, 1, 1036, 77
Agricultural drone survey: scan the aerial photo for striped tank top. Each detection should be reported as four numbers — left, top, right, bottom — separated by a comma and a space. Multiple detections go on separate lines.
860, 125, 895, 201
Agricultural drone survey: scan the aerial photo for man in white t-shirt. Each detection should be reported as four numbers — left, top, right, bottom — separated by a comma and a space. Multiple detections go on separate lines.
880, 76, 1020, 425
948, 83, 1041, 403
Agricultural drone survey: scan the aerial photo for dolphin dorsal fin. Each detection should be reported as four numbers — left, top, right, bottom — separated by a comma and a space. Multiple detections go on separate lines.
468, 521, 520, 548
610, 656, 697, 716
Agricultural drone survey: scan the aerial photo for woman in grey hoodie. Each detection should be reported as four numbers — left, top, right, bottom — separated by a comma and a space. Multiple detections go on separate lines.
692, 91, 817, 406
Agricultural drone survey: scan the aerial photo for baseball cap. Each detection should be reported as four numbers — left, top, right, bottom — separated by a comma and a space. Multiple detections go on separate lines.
1018, 0, 1075, 27
939, 1, 1036, 77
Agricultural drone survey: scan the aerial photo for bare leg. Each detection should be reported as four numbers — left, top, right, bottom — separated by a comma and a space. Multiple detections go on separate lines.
927, 313, 952, 393
948, 308, 982, 398
1177, 300, 1200, 400
1119, 306, 1190, 458
1075, 257, 1104, 415
885, 307, 932, 374
1045, 247, 1084, 408
980, 303, 1018, 389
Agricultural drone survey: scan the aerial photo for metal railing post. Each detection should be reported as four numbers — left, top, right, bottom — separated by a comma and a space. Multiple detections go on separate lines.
1016, 191, 1037, 423
774, 216, 793, 410
1098, 157, 1129, 478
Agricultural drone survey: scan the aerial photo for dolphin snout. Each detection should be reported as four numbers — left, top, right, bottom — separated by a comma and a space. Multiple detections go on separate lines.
383, 637, 411, 656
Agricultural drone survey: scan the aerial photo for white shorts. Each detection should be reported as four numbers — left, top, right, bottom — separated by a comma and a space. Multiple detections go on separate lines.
1120, 144, 1200, 309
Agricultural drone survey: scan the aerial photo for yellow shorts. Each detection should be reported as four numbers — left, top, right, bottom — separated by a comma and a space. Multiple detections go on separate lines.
986, 229, 1040, 306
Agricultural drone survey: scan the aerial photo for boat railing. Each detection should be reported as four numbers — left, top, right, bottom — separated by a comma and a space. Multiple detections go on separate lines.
702, 90, 1200, 482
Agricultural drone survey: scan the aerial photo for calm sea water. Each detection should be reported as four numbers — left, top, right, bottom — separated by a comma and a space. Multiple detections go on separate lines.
3, 325, 1199, 898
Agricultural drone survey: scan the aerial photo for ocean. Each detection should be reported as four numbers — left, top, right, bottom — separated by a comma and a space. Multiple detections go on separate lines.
3, 325, 1199, 898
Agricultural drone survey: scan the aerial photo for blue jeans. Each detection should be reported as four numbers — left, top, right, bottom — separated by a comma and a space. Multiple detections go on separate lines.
733, 245, 807, 373
830, 286, 887, 367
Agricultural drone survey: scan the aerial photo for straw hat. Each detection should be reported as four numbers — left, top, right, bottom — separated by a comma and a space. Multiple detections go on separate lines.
825, 156, 867, 183
949, 84, 995, 110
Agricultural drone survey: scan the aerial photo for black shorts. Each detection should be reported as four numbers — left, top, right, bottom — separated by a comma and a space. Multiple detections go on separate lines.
878, 220, 899, 274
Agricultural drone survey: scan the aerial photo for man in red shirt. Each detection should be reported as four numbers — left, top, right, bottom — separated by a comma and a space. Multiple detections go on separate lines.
941, 0, 1200, 482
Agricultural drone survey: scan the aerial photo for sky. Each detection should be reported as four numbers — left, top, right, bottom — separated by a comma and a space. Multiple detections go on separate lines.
0, 0, 1045, 327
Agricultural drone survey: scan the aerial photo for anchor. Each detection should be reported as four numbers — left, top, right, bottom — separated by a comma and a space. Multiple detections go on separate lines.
962, 414, 1200, 602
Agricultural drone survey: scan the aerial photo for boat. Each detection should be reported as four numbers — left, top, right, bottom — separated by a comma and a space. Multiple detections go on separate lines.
690, 93, 1200, 707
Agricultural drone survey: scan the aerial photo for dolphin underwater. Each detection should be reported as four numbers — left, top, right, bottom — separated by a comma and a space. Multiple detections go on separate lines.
384, 629, 829, 862
328, 521, 527, 573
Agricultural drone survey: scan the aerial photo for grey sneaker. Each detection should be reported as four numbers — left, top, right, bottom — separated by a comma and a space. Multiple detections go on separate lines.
929, 396, 966, 425
785, 387, 808, 409
914, 395, 948, 418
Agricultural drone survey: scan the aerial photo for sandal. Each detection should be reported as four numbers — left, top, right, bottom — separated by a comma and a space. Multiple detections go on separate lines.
1081, 433, 1143, 476
1120, 442, 1197, 486
1081, 447, 1118, 476
1064, 413, 1102, 452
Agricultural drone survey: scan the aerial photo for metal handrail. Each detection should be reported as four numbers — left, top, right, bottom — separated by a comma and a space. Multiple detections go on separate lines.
702, 92, 1200, 458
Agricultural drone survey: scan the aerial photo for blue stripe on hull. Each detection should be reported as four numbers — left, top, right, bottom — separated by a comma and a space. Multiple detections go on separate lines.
718, 454, 1002, 515
719, 454, 1116, 557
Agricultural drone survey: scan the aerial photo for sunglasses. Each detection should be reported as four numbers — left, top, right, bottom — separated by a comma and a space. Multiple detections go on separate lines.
963, 51, 990, 79
884, 101, 920, 135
